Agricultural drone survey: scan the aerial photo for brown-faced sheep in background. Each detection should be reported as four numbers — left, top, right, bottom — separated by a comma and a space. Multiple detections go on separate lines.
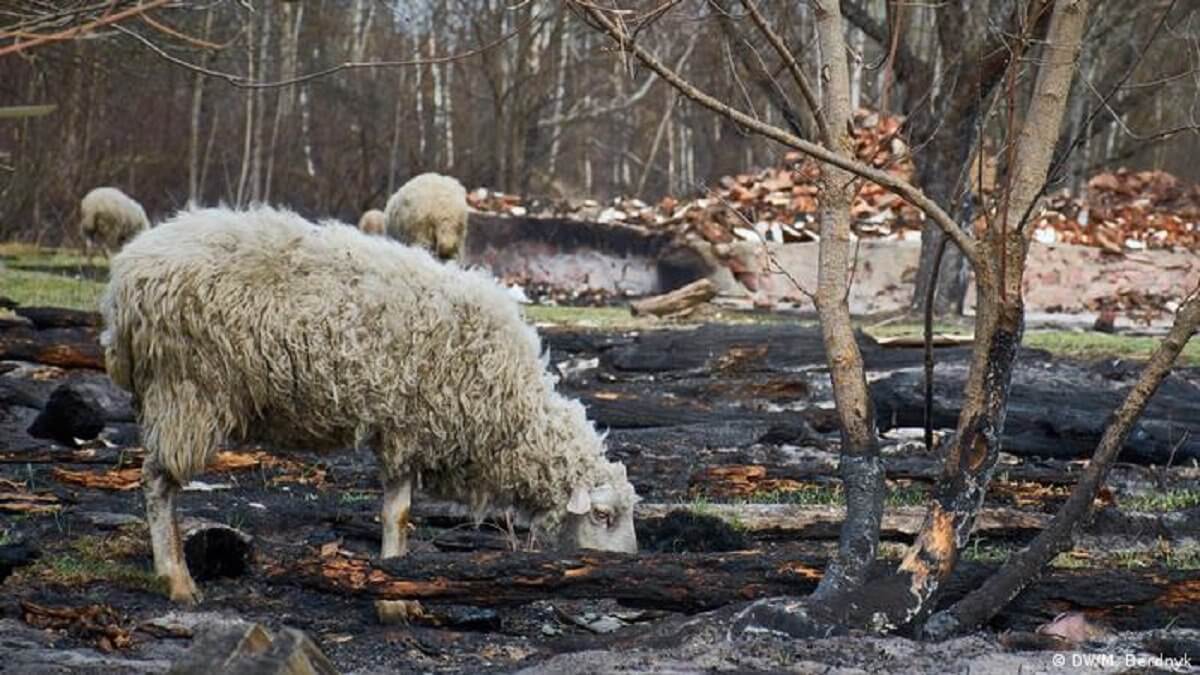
384, 172, 469, 261
357, 208, 386, 235
79, 187, 149, 258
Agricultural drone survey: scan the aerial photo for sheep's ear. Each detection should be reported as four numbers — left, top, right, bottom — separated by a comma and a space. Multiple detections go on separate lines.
567, 485, 592, 515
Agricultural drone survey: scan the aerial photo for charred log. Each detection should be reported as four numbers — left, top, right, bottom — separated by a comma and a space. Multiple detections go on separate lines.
0, 325, 103, 370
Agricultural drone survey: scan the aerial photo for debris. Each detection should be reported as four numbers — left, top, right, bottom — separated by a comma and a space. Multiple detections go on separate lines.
20, 600, 134, 653
52, 466, 141, 491
629, 278, 717, 317
0, 482, 62, 514
1035, 169, 1200, 253
167, 621, 338, 675
375, 599, 427, 625
1036, 611, 1111, 645
874, 334, 974, 348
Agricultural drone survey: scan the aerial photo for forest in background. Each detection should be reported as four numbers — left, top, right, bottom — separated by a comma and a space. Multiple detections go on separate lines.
0, 0, 1196, 244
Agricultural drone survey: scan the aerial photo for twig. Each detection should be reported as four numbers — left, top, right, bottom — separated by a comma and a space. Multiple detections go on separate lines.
138, 12, 227, 50
0, 0, 170, 58
923, 235, 947, 453
735, 0, 831, 144
114, 13, 534, 89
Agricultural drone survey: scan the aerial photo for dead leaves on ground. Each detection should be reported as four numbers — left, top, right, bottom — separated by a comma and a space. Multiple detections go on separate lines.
48, 449, 327, 492
51, 466, 142, 491
21, 600, 133, 653
691, 465, 809, 499
0, 477, 61, 514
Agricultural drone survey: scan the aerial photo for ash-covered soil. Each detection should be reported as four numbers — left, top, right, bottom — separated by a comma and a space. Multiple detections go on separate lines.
3, 320, 1199, 673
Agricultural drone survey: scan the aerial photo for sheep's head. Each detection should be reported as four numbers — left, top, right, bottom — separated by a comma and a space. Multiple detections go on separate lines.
434, 214, 466, 261
557, 465, 639, 554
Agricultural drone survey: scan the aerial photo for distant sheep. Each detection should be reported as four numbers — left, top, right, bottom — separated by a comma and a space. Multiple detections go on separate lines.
79, 187, 150, 258
384, 172, 469, 261
100, 206, 638, 603
357, 208, 386, 235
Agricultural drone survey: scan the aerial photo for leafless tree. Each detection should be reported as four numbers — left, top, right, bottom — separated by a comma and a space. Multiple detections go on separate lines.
568, 0, 1200, 636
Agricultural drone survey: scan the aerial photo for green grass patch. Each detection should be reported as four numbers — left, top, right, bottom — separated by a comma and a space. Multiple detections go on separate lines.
17, 525, 163, 593
0, 266, 104, 311
1051, 542, 1200, 570
864, 319, 1200, 365
864, 321, 969, 339
962, 538, 1012, 564
1024, 330, 1200, 365
523, 305, 645, 329
1122, 489, 1200, 513
339, 490, 378, 505
0, 244, 103, 272
522, 303, 794, 329
707, 482, 930, 508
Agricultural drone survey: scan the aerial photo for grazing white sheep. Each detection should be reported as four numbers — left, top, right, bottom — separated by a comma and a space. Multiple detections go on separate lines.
100, 205, 638, 603
384, 172, 469, 261
79, 187, 150, 258
357, 208, 386, 235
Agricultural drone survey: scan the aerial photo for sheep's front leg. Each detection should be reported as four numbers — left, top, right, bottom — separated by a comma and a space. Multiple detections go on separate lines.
380, 474, 413, 559
143, 454, 200, 603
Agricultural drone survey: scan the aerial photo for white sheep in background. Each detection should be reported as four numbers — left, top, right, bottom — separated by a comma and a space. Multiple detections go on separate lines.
384, 172, 469, 261
78, 187, 150, 259
357, 208, 386, 235
100, 205, 638, 603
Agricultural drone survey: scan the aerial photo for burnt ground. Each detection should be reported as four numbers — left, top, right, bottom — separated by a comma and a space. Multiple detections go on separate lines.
3, 319, 1200, 673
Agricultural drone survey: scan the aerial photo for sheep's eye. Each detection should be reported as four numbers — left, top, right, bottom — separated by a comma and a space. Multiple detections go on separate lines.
592, 508, 613, 527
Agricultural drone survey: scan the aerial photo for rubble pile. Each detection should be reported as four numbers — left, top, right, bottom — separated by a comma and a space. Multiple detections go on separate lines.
1032, 169, 1200, 252
468, 112, 1199, 259
469, 111, 921, 248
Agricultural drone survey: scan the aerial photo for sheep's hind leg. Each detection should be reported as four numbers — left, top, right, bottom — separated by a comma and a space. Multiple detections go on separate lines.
143, 453, 200, 603
380, 474, 414, 559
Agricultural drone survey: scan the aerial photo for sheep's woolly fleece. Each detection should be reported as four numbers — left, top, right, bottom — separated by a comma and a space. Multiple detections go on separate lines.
79, 187, 149, 250
100, 205, 634, 530
384, 172, 468, 257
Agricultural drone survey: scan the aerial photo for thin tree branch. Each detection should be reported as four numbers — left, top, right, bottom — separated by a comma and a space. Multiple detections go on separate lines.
569, 1, 981, 271
925, 282, 1200, 638
113, 14, 534, 90
0, 0, 170, 58
736, 0, 832, 144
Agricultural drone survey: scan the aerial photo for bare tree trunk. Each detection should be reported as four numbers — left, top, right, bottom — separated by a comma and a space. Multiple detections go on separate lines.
805, 0, 883, 602
388, 70, 405, 195
249, 11, 271, 203
443, 62, 455, 170
299, 86, 316, 179
187, 8, 216, 204
235, 12, 256, 207
875, 0, 1090, 632
429, 30, 444, 168
849, 27, 865, 112
265, 3, 303, 203
199, 109, 219, 198
925, 285, 1200, 638
414, 31, 426, 161
547, 17, 569, 177
636, 92, 678, 197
